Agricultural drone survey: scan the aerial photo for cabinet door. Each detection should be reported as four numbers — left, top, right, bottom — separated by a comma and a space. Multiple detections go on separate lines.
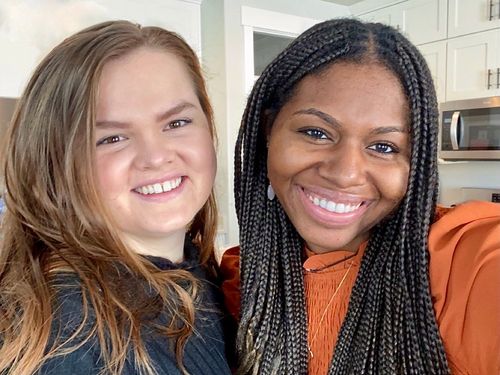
418, 40, 447, 103
359, 0, 447, 45
448, 0, 500, 38
399, 0, 448, 45
446, 29, 500, 101
358, 6, 403, 29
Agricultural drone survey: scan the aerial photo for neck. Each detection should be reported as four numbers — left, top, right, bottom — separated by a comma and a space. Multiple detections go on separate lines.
122, 230, 186, 263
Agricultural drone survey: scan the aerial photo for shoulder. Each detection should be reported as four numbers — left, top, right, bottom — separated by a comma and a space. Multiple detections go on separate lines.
428, 201, 500, 374
50, 273, 92, 329
38, 274, 102, 374
219, 246, 241, 322
428, 201, 500, 292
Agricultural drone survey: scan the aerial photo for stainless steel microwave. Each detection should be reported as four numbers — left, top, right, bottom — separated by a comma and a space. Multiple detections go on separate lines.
439, 96, 500, 160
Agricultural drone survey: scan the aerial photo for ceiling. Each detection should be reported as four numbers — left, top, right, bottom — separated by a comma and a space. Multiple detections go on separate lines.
320, 0, 364, 5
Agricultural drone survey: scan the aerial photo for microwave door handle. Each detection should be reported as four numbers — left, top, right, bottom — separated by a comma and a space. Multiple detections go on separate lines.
450, 111, 460, 150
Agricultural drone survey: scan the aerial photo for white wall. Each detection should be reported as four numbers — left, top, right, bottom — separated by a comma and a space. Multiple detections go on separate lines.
0, 0, 202, 98
438, 162, 500, 205
200, 0, 229, 249
201, 0, 350, 247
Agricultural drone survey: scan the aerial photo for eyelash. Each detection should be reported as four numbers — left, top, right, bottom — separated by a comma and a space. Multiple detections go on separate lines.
367, 142, 400, 154
299, 128, 400, 155
96, 135, 127, 146
96, 118, 193, 146
166, 118, 192, 130
299, 128, 330, 140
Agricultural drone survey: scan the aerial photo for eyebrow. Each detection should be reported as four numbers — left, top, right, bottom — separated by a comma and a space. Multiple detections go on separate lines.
95, 101, 198, 129
369, 126, 407, 135
293, 108, 341, 130
293, 108, 407, 134
156, 102, 197, 122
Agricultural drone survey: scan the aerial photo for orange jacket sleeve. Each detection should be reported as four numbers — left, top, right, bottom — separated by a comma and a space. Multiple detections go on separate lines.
428, 201, 500, 374
219, 201, 500, 374
219, 246, 241, 322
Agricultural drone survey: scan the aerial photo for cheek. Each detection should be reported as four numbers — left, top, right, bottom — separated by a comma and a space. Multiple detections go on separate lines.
267, 145, 318, 198
188, 131, 217, 184
94, 154, 127, 197
268, 141, 300, 181
381, 164, 410, 205
95, 156, 111, 191
267, 149, 288, 191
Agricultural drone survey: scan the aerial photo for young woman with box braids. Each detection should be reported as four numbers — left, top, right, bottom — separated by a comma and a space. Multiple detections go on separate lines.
220, 18, 500, 375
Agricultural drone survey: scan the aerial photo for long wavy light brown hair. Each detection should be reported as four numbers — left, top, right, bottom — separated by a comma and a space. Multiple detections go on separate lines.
0, 20, 218, 375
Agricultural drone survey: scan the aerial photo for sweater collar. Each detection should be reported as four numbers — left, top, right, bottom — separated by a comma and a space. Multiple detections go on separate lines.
144, 235, 200, 271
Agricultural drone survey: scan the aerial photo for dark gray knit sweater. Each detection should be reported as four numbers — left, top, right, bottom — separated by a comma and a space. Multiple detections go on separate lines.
38, 240, 232, 375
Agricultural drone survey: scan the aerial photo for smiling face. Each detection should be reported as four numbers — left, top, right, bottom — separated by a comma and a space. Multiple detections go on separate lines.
267, 62, 410, 254
94, 47, 216, 256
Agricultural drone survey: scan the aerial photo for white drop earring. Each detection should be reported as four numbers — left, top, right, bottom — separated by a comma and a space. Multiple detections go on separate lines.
267, 184, 275, 201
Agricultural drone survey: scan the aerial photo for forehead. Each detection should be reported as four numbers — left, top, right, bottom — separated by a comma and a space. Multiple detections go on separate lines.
96, 47, 199, 117
273, 62, 410, 133
302, 62, 403, 98
288, 62, 407, 113
99, 47, 192, 87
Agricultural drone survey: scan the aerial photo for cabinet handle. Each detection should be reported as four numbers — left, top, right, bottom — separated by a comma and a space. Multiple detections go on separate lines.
487, 69, 493, 89
492, 0, 500, 20
497, 68, 500, 89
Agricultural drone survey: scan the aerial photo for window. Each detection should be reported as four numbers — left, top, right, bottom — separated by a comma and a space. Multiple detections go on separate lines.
253, 31, 294, 76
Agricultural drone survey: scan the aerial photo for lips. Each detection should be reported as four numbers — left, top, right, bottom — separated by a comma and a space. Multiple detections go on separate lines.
303, 189, 365, 214
296, 186, 369, 228
134, 177, 182, 195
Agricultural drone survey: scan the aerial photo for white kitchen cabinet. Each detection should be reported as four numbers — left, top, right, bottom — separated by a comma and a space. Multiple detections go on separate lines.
418, 40, 447, 102
446, 29, 500, 101
448, 0, 500, 38
399, 0, 448, 45
359, 0, 447, 45
358, 4, 403, 27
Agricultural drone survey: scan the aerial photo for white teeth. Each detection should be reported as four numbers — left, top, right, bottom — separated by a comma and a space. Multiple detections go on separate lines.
307, 193, 362, 214
320, 199, 327, 208
326, 201, 336, 211
162, 181, 172, 191
135, 177, 182, 195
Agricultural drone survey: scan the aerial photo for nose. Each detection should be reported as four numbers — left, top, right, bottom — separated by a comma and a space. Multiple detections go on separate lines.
134, 134, 174, 170
318, 142, 367, 188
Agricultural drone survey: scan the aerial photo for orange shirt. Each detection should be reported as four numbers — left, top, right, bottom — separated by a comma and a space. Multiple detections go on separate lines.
220, 201, 500, 374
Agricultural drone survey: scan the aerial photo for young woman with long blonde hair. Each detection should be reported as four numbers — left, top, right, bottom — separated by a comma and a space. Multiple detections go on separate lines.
0, 20, 231, 375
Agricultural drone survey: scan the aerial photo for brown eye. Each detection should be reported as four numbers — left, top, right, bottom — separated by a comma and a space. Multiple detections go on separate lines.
167, 119, 191, 130
300, 128, 329, 140
367, 142, 399, 154
96, 135, 126, 146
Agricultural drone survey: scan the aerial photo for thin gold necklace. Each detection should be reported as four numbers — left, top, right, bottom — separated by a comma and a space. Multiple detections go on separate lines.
307, 260, 354, 359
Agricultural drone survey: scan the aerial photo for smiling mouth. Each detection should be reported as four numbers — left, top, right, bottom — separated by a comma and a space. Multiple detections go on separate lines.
305, 191, 364, 214
134, 177, 182, 195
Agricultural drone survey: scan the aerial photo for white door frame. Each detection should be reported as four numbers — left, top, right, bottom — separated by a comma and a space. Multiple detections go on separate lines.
241, 6, 320, 93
